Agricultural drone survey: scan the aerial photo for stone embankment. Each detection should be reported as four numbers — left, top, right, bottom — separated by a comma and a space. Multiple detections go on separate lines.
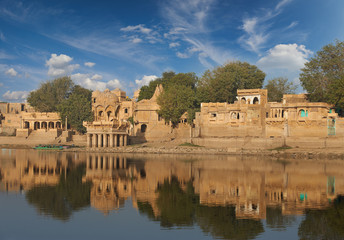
1, 136, 344, 159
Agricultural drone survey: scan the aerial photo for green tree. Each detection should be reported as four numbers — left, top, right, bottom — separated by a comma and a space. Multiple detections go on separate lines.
57, 85, 93, 133
27, 76, 74, 112
300, 40, 344, 115
265, 77, 297, 102
157, 84, 196, 126
197, 61, 265, 103
138, 72, 175, 101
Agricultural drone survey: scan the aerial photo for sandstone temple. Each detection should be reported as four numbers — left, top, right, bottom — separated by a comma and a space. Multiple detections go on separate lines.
1, 86, 343, 149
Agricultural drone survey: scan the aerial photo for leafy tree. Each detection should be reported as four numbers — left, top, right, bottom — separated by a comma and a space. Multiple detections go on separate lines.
197, 61, 265, 103
27, 76, 74, 112
157, 84, 196, 126
138, 72, 175, 101
57, 85, 93, 133
265, 77, 297, 102
300, 40, 344, 115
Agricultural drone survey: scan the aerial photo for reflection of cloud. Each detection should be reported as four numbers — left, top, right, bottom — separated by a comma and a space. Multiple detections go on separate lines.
2, 90, 29, 101
135, 75, 158, 87
257, 43, 312, 71
46, 53, 79, 77
71, 73, 122, 91
6, 68, 18, 77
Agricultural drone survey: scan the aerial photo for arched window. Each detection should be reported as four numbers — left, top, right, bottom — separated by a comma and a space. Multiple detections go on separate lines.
124, 108, 128, 114
141, 124, 147, 133
300, 109, 306, 117
241, 97, 246, 104
98, 111, 103, 117
253, 97, 259, 104
107, 111, 112, 120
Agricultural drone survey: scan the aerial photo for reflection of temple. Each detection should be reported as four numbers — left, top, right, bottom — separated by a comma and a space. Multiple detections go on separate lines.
2, 150, 344, 220
83, 154, 344, 220
0, 149, 83, 192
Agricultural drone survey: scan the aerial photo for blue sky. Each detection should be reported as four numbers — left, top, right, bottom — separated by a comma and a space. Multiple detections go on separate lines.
0, 0, 343, 102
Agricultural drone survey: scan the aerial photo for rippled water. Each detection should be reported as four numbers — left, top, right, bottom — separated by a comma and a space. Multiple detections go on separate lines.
0, 149, 343, 240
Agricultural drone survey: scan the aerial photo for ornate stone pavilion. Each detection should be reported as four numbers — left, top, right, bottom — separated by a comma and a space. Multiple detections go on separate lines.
83, 88, 131, 148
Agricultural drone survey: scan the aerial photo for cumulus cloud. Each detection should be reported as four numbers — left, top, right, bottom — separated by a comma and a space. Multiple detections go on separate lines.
84, 62, 95, 67
5, 68, 18, 77
46, 53, 79, 77
120, 24, 152, 34
257, 43, 313, 71
2, 90, 29, 101
131, 38, 142, 44
71, 73, 122, 91
135, 75, 158, 87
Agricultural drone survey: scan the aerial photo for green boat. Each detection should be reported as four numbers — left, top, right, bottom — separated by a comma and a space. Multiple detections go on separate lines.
33, 145, 63, 150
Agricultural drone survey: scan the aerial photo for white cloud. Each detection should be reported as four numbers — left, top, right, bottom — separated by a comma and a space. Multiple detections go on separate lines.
46, 53, 79, 77
91, 74, 103, 81
0, 32, 5, 41
135, 75, 158, 87
120, 24, 152, 34
84, 62, 95, 67
257, 43, 313, 72
286, 21, 298, 29
239, 0, 293, 54
2, 90, 29, 101
169, 42, 180, 48
131, 38, 142, 44
5, 68, 18, 77
107, 79, 122, 89
275, 0, 293, 11
71, 73, 122, 91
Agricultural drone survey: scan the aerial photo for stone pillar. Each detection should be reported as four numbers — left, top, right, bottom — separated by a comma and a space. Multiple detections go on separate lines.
92, 134, 97, 148
109, 134, 114, 147
124, 135, 127, 146
98, 134, 102, 148
119, 135, 123, 147
87, 134, 91, 148
104, 134, 108, 147
114, 134, 118, 147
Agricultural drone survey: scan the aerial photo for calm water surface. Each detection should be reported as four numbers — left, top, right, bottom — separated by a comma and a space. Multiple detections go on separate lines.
0, 149, 343, 240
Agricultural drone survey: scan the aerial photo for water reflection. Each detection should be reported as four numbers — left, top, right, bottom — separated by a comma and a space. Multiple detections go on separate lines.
1, 149, 344, 239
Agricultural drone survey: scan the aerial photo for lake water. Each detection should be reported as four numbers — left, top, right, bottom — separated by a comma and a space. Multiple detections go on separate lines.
0, 149, 343, 240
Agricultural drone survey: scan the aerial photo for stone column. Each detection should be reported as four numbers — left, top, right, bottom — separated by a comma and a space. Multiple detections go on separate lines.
114, 134, 118, 147
104, 134, 108, 147
124, 135, 127, 146
98, 134, 102, 147
92, 134, 97, 148
109, 134, 114, 147
119, 135, 123, 147
87, 134, 91, 148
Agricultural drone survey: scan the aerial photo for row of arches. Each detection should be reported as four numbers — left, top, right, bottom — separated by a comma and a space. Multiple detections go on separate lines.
95, 105, 130, 121
24, 121, 62, 130
239, 97, 260, 105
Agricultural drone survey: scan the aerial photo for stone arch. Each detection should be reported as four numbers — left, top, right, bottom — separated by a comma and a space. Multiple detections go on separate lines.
34, 121, 40, 130
241, 97, 246, 104
48, 121, 54, 129
56, 122, 61, 129
253, 97, 259, 104
24, 121, 29, 129
41, 122, 47, 129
